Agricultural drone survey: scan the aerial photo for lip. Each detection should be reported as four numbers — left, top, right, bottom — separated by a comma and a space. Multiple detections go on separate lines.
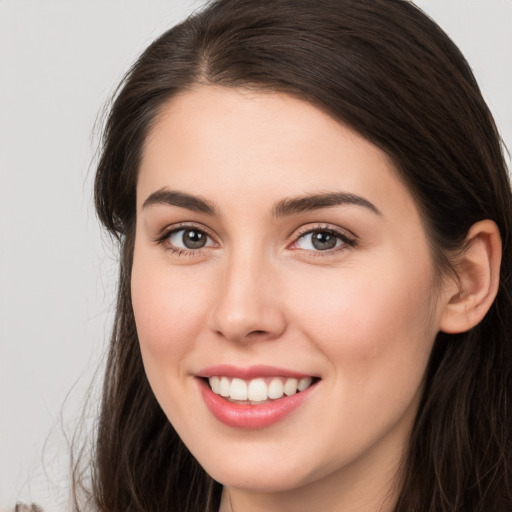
197, 374, 319, 429
196, 364, 313, 380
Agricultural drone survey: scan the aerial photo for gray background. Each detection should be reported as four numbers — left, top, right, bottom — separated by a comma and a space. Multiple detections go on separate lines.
0, 1, 511, 509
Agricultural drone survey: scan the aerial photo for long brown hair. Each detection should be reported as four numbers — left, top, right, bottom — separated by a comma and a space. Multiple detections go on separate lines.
80, 0, 512, 510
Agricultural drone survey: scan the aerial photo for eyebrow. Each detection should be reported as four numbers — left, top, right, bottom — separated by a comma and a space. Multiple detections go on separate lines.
142, 188, 381, 217
272, 192, 381, 217
142, 189, 217, 215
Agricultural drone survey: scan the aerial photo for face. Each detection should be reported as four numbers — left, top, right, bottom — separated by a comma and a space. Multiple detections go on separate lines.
132, 86, 448, 499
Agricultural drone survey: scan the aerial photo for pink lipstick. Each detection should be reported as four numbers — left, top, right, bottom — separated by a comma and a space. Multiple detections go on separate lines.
196, 365, 319, 429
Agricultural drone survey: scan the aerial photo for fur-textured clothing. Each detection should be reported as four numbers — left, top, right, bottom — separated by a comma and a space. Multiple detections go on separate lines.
14, 505, 43, 512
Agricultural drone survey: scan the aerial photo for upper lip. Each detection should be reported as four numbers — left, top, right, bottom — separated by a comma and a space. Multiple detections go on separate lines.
196, 364, 317, 380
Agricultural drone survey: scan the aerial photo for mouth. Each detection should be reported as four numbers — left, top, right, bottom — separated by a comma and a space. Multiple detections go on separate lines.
196, 365, 321, 429
203, 375, 320, 404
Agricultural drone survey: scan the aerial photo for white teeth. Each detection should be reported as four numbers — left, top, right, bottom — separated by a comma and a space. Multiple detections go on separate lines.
283, 378, 298, 396
209, 376, 220, 394
230, 378, 248, 400
219, 376, 230, 397
248, 378, 268, 401
207, 375, 315, 402
298, 377, 313, 392
268, 378, 284, 399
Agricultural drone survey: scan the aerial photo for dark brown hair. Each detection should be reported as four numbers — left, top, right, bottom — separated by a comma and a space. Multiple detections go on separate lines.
82, 0, 512, 510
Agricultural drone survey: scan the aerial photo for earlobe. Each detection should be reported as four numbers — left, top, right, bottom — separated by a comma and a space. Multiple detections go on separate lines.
439, 220, 502, 334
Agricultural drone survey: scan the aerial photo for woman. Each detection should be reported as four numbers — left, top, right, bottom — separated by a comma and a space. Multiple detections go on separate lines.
73, 0, 512, 510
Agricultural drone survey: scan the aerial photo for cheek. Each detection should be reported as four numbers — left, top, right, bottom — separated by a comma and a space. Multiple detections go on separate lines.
288, 256, 438, 393
130, 252, 213, 432
131, 252, 207, 369
285, 262, 438, 454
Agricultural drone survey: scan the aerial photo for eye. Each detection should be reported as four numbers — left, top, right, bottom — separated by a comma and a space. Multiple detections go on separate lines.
293, 228, 355, 252
166, 228, 215, 250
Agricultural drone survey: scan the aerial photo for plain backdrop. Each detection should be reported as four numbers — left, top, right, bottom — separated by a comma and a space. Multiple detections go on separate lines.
0, 1, 511, 509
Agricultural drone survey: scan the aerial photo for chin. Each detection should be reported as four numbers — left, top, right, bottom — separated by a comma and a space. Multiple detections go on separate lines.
190, 436, 344, 494
207, 462, 314, 493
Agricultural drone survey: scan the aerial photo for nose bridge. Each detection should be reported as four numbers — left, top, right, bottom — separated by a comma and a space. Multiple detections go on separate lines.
208, 243, 285, 342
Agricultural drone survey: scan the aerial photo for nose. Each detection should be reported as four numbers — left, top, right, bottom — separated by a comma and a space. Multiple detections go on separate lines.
207, 251, 287, 343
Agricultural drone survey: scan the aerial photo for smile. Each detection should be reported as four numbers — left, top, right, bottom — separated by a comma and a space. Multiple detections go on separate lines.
208, 376, 315, 403
196, 365, 320, 429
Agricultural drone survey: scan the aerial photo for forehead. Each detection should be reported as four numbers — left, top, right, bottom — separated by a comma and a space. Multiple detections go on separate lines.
138, 85, 419, 223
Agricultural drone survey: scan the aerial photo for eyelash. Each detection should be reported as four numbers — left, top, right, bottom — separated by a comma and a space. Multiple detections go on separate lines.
154, 223, 216, 257
290, 225, 357, 256
154, 223, 357, 258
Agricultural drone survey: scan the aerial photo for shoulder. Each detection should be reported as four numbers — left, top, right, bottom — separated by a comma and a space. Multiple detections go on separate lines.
12, 505, 44, 512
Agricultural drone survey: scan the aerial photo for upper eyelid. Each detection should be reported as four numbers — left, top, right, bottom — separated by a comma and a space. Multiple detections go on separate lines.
153, 224, 218, 253
154, 222, 357, 249
157, 222, 216, 239
154, 225, 218, 258
290, 223, 357, 241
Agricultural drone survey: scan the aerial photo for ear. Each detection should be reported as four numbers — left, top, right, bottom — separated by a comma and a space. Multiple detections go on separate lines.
440, 219, 502, 334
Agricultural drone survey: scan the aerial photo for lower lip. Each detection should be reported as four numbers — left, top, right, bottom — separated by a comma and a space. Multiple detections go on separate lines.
197, 378, 318, 429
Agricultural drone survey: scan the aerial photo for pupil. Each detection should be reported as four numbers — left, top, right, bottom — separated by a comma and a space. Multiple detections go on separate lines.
183, 230, 206, 249
312, 231, 337, 250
